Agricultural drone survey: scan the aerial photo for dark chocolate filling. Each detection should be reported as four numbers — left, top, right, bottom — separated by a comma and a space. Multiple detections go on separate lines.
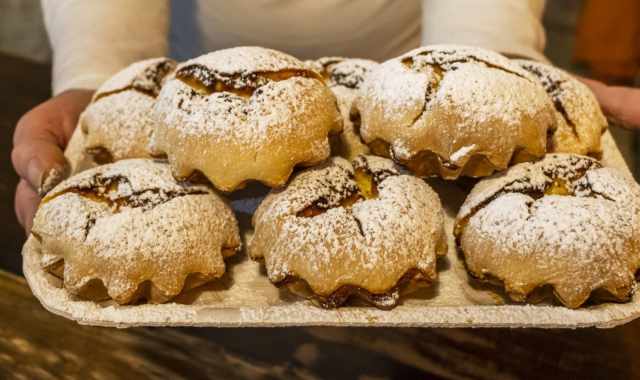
93, 59, 176, 102
176, 65, 322, 97
42, 173, 209, 239
518, 62, 578, 137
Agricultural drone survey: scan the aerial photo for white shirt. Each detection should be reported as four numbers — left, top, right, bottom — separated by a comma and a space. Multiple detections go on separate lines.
42, 0, 546, 95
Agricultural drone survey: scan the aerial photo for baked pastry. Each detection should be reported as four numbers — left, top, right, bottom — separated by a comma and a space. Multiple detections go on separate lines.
454, 154, 640, 308
514, 59, 607, 156
151, 46, 343, 191
356, 44, 556, 179
249, 155, 447, 308
80, 58, 177, 163
31, 159, 241, 304
309, 57, 378, 160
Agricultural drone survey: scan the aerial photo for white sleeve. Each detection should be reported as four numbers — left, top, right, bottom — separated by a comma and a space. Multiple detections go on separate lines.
41, 0, 170, 95
422, 0, 547, 61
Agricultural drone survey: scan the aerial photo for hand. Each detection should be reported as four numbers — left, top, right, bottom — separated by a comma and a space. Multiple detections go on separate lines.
579, 77, 640, 130
12, 89, 94, 233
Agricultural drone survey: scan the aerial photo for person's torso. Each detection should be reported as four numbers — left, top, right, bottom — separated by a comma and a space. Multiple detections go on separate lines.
170, 0, 421, 61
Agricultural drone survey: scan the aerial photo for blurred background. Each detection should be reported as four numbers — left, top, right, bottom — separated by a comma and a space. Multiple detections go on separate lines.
1, 0, 639, 274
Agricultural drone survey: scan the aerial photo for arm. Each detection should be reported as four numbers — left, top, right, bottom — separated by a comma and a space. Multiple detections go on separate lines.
422, 1, 640, 130
43, 0, 170, 94
422, 0, 547, 61
12, 0, 169, 232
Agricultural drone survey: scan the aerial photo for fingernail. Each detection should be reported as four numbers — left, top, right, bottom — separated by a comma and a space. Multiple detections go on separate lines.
39, 163, 70, 196
27, 158, 69, 196
26, 158, 44, 192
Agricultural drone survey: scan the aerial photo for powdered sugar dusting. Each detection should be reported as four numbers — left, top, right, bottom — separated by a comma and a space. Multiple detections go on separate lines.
81, 91, 158, 160
313, 57, 378, 90
515, 59, 607, 155
309, 57, 378, 159
399, 44, 533, 77
179, 46, 305, 80
151, 47, 342, 191
357, 44, 555, 178
455, 153, 640, 308
248, 156, 446, 300
449, 144, 477, 163
81, 58, 176, 161
155, 76, 324, 143
457, 154, 601, 218
31, 159, 241, 304
93, 57, 177, 100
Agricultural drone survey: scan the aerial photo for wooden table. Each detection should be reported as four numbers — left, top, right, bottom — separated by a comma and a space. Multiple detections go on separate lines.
2, 269, 640, 379
2, 52, 640, 379
0, 53, 49, 274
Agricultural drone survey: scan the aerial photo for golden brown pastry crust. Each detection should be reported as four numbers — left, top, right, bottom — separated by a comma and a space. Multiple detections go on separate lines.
80, 58, 176, 163
356, 44, 556, 179
454, 154, 640, 308
151, 47, 342, 191
309, 57, 379, 160
514, 59, 607, 156
249, 155, 447, 309
31, 159, 241, 304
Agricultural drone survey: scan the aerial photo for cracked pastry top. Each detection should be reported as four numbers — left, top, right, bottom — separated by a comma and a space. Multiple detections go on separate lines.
80, 58, 177, 163
308, 57, 379, 160
248, 155, 447, 309
31, 159, 241, 304
454, 154, 640, 308
514, 59, 607, 156
151, 46, 343, 192
355, 44, 556, 179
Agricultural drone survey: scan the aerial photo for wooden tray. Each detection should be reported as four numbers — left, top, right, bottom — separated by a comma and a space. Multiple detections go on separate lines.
22, 130, 640, 328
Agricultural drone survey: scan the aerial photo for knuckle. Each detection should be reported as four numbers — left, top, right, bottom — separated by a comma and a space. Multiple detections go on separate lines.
10, 143, 25, 169
13, 109, 39, 144
14, 99, 60, 143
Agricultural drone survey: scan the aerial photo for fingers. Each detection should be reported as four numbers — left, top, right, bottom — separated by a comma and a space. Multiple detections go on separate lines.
11, 90, 93, 195
11, 136, 69, 196
15, 179, 41, 234
600, 85, 640, 130
579, 77, 640, 130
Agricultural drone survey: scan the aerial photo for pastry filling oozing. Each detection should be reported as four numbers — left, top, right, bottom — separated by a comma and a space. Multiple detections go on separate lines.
297, 166, 380, 218
41, 173, 210, 243
455, 158, 600, 238
544, 178, 571, 196
403, 49, 529, 80
42, 174, 208, 213
93, 59, 176, 102
354, 168, 378, 199
176, 65, 321, 97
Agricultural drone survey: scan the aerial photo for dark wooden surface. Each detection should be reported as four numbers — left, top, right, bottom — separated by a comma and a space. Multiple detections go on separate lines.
3, 52, 640, 380
3, 269, 640, 379
0, 53, 49, 274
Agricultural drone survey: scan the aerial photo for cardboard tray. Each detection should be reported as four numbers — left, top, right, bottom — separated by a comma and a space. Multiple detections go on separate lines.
22, 130, 640, 328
